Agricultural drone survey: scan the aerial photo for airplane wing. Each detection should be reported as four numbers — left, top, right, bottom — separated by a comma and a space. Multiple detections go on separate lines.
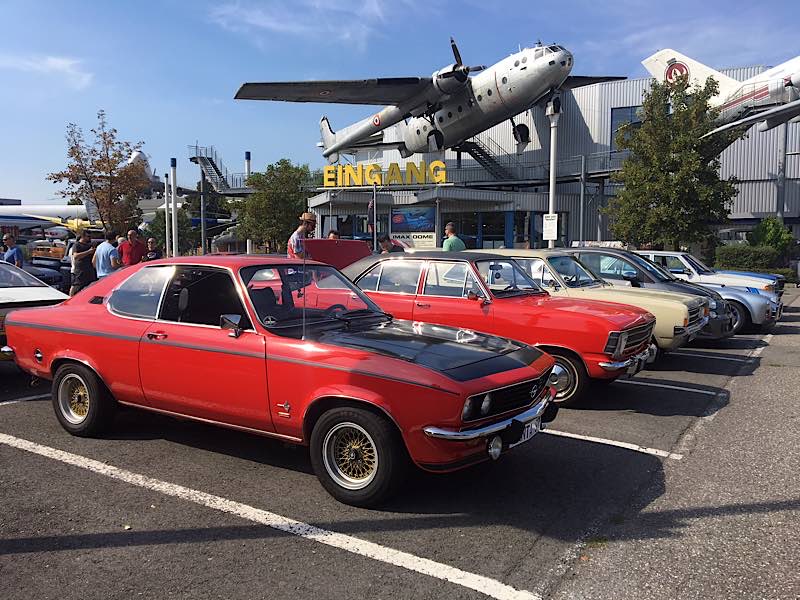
235, 78, 433, 106
702, 98, 800, 138
562, 75, 627, 89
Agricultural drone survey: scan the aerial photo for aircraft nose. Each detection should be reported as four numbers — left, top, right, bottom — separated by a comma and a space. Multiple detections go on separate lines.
558, 50, 573, 72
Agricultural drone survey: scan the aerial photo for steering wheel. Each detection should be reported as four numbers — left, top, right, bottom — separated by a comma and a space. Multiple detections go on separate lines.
323, 304, 347, 317
502, 284, 518, 291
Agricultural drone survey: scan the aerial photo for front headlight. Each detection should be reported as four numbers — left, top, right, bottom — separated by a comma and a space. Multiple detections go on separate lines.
708, 299, 717, 310
614, 331, 629, 359
710, 311, 717, 318
480, 393, 492, 416
763, 284, 775, 292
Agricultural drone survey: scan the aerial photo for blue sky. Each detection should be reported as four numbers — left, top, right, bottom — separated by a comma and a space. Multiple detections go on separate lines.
1, 0, 796, 202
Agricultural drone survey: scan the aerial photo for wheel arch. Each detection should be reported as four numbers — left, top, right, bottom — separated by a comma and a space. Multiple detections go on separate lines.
302, 395, 405, 449
51, 356, 112, 395
534, 344, 588, 371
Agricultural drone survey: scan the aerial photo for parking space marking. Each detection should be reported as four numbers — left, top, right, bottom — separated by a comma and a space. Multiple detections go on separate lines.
671, 351, 753, 363
0, 393, 50, 406
616, 379, 718, 395
0, 433, 538, 600
542, 429, 683, 460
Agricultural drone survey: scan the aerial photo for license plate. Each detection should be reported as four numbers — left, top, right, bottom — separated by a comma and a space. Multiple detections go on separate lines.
510, 417, 540, 448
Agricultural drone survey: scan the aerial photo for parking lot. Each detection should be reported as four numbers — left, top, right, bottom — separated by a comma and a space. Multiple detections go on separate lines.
1, 291, 798, 600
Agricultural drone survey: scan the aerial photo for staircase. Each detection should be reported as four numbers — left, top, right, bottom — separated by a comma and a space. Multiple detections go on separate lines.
455, 138, 516, 181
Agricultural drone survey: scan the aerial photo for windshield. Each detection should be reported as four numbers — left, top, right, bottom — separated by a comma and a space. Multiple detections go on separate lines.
546, 256, 600, 287
683, 254, 714, 274
474, 259, 542, 297
624, 252, 672, 282
240, 264, 387, 334
0, 263, 47, 288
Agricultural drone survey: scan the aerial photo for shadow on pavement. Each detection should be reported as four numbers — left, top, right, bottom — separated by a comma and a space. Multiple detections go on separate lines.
648, 352, 759, 377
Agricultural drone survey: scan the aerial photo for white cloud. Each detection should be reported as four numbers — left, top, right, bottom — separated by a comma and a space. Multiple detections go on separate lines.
0, 54, 93, 90
209, 0, 429, 51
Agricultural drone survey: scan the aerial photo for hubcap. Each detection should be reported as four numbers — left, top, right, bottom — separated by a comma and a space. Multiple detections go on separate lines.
58, 374, 90, 425
548, 360, 576, 400
730, 305, 742, 331
322, 422, 378, 491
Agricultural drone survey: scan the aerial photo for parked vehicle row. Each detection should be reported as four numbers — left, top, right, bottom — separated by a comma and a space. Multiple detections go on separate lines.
0, 245, 785, 507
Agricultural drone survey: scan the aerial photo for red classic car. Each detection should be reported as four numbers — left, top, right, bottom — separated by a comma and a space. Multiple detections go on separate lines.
1, 256, 559, 506
342, 252, 657, 406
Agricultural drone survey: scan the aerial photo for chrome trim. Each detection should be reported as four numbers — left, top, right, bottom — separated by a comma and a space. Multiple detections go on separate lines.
423, 391, 551, 441
598, 347, 650, 371
1, 345, 14, 360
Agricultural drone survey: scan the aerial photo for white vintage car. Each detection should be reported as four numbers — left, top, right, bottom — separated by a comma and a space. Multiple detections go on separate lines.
638, 251, 780, 297
0, 262, 67, 353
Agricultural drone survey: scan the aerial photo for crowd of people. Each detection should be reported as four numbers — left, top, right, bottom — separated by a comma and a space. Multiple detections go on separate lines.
1, 228, 163, 296
285, 211, 467, 258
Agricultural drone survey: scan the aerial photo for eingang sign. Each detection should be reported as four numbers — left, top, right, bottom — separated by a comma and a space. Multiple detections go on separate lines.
323, 160, 446, 188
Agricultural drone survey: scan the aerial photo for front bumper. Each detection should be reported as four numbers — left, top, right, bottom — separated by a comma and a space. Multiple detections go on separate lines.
423, 389, 554, 442
598, 346, 652, 372
697, 311, 734, 339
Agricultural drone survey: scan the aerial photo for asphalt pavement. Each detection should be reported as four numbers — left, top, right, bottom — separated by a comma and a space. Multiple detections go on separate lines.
1, 290, 798, 600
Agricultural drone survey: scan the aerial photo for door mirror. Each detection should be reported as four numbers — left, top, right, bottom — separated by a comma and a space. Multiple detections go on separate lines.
220, 314, 243, 338
622, 272, 640, 286
467, 290, 490, 305
669, 268, 688, 275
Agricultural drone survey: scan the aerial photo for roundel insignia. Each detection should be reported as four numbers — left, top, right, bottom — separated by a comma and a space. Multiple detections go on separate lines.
319, 90, 332, 97
372, 115, 381, 127
665, 61, 689, 84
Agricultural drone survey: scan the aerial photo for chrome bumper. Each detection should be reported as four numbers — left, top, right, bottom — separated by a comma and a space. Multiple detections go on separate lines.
0, 345, 14, 361
423, 391, 552, 442
675, 316, 709, 340
598, 346, 652, 371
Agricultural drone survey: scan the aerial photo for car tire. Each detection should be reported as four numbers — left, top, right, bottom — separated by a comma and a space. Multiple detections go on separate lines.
310, 407, 406, 507
546, 350, 589, 408
52, 363, 116, 437
728, 301, 751, 335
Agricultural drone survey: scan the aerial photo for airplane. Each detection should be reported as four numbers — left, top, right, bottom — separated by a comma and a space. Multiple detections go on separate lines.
0, 203, 91, 232
235, 38, 624, 162
642, 49, 800, 138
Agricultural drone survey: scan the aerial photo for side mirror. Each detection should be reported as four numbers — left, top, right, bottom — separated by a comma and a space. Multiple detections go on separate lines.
467, 290, 491, 305
622, 272, 640, 286
220, 314, 243, 338
669, 268, 688, 275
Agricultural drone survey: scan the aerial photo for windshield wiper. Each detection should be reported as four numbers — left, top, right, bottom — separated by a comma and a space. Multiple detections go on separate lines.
333, 308, 392, 322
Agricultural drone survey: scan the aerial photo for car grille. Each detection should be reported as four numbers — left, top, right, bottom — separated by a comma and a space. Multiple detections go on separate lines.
688, 306, 702, 327
464, 368, 552, 423
620, 322, 654, 357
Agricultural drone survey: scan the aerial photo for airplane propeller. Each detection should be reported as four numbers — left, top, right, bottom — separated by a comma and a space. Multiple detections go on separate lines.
438, 37, 486, 81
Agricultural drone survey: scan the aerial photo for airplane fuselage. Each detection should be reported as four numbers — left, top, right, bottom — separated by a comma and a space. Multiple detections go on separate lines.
716, 57, 800, 125
0, 204, 88, 232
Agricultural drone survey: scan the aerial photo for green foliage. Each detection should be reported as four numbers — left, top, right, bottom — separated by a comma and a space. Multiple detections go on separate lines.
715, 244, 780, 270
233, 159, 312, 253
146, 209, 198, 255
607, 77, 745, 249
746, 216, 794, 255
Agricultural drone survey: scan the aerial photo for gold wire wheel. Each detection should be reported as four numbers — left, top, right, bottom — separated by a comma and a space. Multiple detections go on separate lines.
322, 422, 379, 491
58, 373, 91, 425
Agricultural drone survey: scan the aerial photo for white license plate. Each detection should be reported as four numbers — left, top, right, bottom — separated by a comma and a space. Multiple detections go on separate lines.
510, 417, 540, 448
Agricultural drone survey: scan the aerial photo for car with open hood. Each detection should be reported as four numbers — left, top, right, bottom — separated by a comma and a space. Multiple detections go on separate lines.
474, 249, 715, 353
1, 256, 558, 506
342, 252, 657, 407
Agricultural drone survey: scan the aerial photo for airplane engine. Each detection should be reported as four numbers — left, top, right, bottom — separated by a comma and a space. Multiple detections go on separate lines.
432, 65, 470, 95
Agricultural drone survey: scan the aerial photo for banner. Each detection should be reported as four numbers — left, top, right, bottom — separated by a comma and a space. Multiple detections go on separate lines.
391, 207, 436, 248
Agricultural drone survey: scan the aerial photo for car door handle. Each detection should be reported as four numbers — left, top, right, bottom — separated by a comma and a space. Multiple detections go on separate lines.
146, 332, 168, 340
415, 302, 430, 308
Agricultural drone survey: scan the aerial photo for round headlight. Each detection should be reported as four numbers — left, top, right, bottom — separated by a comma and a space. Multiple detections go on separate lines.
487, 436, 503, 460
480, 393, 492, 416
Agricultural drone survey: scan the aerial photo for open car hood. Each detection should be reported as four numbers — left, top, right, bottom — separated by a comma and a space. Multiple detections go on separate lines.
315, 319, 544, 381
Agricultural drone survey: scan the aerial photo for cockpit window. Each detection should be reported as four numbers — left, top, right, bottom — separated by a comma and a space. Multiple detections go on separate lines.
548, 45, 560, 52
534, 48, 544, 59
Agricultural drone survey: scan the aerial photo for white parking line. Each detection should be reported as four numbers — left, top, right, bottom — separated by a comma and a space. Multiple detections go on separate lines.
671, 351, 753, 363
616, 379, 718, 395
543, 429, 683, 460
0, 433, 538, 600
0, 393, 50, 406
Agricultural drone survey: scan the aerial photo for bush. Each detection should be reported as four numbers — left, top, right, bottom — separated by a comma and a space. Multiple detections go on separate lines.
715, 245, 780, 270
747, 216, 794, 255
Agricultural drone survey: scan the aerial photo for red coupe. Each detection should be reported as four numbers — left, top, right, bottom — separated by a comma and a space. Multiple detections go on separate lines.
342, 252, 657, 406
1, 256, 558, 506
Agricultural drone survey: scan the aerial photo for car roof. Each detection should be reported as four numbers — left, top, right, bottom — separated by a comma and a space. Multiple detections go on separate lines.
141, 254, 326, 268
472, 248, 574, 259
340, 250, 514, 279
645, 250, 684, 255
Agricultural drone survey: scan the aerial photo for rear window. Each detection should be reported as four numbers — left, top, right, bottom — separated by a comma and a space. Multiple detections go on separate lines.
108, 266, 173, 319
0, 263, 46, 288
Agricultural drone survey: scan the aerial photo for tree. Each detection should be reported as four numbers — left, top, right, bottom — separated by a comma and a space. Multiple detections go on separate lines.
146, 209, 198, 255
48, 110, 149, 234
606, 77, 745, 249
233, 159, 313, 252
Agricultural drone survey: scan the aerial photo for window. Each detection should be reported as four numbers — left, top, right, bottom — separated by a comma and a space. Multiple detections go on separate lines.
515, 258, 556, 287
533, 48, 543, 60
357, 263, 382, 291
475, 259, 540, 295
477, 94, 482, 101
487, 89, 492, 96
375, 261, 422, 294
457, 105, 463, 112
160, 266, 251, 328
502, 76, 508, 84
522, 56, 527, 63
610, 105, 642, 151
423, 262, 470, 297
652, 254, 685, 272
578, 253, 636, 281
438, 116, 444, 123
547, 256, 596, 287
108, 266, 173, 319
0, 263, 47, 288
447, 111, 452, 118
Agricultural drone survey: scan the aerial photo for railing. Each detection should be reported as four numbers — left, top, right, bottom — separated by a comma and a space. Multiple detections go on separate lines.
188, 145, 251, 191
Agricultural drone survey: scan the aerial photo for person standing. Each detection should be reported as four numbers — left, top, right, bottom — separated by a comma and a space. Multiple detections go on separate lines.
442, 222, 466, 251
327, 230, 340, 240
93, 231, 121, 278
287, 212, 316, 259
69, 230, 97, 296
118, 229, 146, 266
1, 234, 24, 267
141, 238, 163, 262
378, 234, 404, 254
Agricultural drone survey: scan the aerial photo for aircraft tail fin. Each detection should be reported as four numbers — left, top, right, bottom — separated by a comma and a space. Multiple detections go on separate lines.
82, 199, 101, 223
642, 49, 740, 103
319, 116, 339, 163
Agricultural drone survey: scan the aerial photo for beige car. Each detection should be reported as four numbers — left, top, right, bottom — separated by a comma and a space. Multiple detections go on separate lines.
475, 249, 709, 356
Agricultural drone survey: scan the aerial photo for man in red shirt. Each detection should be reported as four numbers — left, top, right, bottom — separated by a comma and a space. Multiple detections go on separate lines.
118, 229, 147, 266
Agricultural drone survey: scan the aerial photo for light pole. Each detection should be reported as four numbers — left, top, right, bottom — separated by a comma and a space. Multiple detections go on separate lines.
546, 95, 561, 248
